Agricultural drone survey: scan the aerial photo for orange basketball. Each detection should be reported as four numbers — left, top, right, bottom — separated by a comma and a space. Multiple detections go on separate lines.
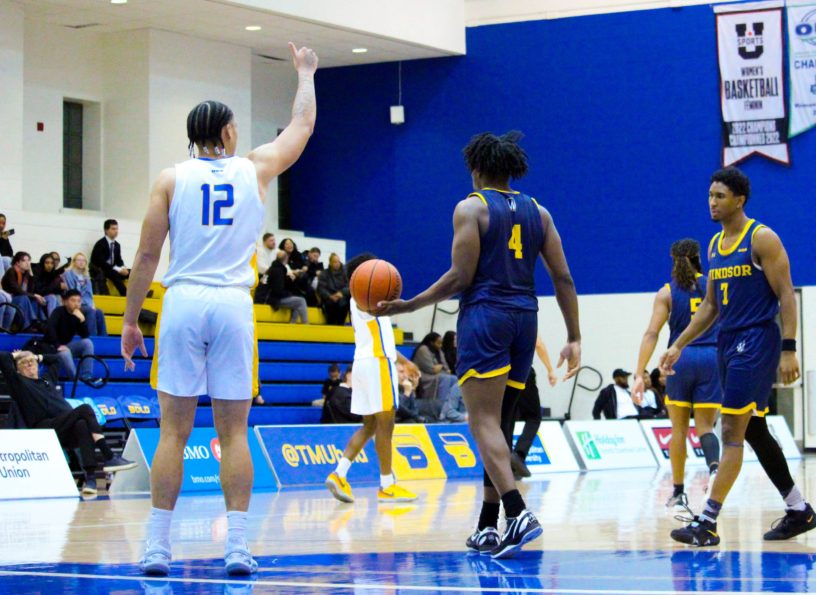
349, 259, 402, 314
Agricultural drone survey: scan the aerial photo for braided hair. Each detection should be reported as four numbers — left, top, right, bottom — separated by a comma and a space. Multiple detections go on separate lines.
463, 130, 529, 181
670, 238, 703, 291
186, 100, 234, 156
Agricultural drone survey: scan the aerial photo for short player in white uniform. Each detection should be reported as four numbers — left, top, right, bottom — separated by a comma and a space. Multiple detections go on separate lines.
325, 254, 420, 504
121, 43, 318, 577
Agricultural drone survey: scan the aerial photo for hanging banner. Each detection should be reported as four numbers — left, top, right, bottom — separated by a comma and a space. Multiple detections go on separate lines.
788, 5, 816, 136
716, 5, 789, 165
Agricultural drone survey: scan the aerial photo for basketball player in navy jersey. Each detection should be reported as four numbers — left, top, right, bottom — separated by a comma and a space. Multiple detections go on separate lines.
379, 131, 581, 558
661, 167, 813, 546
631, 239, 721, 510
121, 43, 318, 575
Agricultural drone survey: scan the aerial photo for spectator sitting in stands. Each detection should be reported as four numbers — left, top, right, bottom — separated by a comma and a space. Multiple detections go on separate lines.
44, 289, 97, 382
592, 368, 640, 420
395, 361, 423, 423
256, 232, 276, 277
0, 213, 13, 269
442, 331, 457, 373
254, 250, 308, 324
91, 219, 129, 296
1, 252, 47, 331
51, 251, 70, 275
412, 332, 466, 423
0, 350, 136, 495
31, 253, 65, 316
304, 247, 324, 305
650, 367, 666, 401
0, 256, 14, 331
316, 363, 342, 420
321, 365, 362, 424
63, 252, 108, 336
318, 253, 350, 325
280, 238, 310, 297
638, 369, 665, 418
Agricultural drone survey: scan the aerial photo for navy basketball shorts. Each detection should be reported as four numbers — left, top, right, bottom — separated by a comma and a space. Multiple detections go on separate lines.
455, 303, 537, 390
717, 321, 781, 417
664, 345, 721, 410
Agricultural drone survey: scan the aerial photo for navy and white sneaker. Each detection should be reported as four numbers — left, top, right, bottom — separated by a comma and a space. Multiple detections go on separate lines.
491, 510, 542, 559
103, 455, 138, 473
465, 526, 500, 554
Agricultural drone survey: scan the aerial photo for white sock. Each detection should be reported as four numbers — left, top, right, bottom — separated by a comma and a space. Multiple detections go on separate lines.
226, 510, 248, 548
336, 457, 352, 479
785, 486, 807, 511
380, 473, 394, 489
147, 507, 173, 546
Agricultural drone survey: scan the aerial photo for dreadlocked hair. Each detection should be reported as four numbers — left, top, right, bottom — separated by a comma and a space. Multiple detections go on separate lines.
186, 100, 234, 155
670, 238, 703, 291
463, 130, 529, 181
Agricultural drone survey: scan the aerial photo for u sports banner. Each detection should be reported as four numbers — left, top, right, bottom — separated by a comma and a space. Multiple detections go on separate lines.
255, 423, 484, 487
110, 427, 277, 494
512, 421, 580, 474
716, 4, 789, 166
788, 5, 816, 136
563, 420, 657, 471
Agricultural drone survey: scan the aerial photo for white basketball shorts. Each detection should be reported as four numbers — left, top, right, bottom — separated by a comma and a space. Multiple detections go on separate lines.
351, 357, 399, 416
153, 284, 257, 400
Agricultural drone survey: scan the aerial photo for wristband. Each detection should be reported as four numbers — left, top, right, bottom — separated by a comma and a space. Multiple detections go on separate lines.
782, 339, 797, 352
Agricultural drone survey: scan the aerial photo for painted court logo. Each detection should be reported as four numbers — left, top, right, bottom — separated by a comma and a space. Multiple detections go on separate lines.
577, 431, 601, 460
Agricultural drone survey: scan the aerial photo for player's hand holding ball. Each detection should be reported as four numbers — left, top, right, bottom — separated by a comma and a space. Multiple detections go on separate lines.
350, 259, 402, 316
289, 42, 318, 74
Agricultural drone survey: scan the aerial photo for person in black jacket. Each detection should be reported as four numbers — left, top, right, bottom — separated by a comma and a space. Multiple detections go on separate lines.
90, 219, 129, 296
318, 253, 350, 325
322, 365, 362, 424
254, 251, 308, 323
1, 251, 47, 329
592, 369, 641, 420
0, 350, 136, 495
31, 253, 65, 316
45, 289, 95, 380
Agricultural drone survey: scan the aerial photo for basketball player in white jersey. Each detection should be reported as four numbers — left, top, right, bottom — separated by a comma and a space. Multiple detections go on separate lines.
325, 253, 421, 504
121, 42, 318, 577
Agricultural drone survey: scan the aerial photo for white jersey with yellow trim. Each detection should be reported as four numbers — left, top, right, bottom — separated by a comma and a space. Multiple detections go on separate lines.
162, 156, 264, 288
350, 298, 397, 361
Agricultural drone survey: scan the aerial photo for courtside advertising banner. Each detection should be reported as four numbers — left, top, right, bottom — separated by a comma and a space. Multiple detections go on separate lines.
111, 427, 277, 494
0, 430, 78, 499
513, 421, 580, 474
787, 4, 816, 136
425, 424, 483, 479
563, 420, 657, 471
716, 5, 789, 165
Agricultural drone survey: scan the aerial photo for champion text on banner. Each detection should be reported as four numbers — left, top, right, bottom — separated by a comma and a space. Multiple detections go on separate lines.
716, 5, 789, 166
788, 4, 816, 137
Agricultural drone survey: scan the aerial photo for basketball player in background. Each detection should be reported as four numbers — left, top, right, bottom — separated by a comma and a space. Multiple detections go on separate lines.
631, 239, 721, 510
121, 42, 318, 576
380, 131, 581, 558
662, 167, 813, 546
325, 253, 421, 504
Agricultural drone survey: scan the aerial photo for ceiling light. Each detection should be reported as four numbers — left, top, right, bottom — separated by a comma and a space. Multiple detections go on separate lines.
111, 0, 127, 4
352, 48, 368, 54
245, 26, 262, 31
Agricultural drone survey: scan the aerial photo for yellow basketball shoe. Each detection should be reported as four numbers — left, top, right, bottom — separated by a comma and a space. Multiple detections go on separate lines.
378, 484, 418, 503
326, 472, 354, 503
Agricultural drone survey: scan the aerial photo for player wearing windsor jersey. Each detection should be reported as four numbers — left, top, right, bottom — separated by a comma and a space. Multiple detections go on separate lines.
121, 43, 318, 576
662, 167, 813, 547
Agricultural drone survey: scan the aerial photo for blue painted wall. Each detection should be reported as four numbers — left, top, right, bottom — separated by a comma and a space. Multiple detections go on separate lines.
289, 5, 815, 296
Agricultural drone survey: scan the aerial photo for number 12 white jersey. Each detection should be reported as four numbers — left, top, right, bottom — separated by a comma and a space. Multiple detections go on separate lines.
162, 156, 265, 288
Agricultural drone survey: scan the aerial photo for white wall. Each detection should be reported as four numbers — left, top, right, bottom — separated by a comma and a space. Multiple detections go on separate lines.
231, 0, 466, 54
802, 287, 816, 447
0, 2, 24, 211
466, 0, 742, 25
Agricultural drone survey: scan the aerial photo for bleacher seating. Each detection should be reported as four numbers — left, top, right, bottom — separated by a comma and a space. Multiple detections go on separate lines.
0, 287, 411, 427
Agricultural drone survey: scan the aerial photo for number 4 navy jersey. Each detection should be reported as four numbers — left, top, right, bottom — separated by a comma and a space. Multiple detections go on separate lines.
162, 156, 264, 288
668, 275, 718, 347
459, 188, 545, 312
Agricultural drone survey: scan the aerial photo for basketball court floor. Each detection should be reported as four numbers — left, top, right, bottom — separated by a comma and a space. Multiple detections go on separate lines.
2, 458, 815, 594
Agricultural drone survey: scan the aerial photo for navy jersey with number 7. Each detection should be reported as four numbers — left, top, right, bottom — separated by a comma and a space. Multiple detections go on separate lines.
458, 188, 545, 311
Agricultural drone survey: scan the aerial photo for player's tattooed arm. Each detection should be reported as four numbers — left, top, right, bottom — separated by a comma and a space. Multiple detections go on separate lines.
249, 43, 318, 194
632, 285, 670, 402
378, 198, 483, 315
660, 276, 717, 374
753, 227, 800, 384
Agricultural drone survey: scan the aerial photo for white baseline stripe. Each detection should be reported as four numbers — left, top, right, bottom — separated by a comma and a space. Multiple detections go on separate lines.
0, 570, 773, 594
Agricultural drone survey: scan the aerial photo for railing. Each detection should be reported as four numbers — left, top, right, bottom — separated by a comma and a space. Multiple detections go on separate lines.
564, 365, 603, 421
70, 355, 111, 399
430, 303, 459, 334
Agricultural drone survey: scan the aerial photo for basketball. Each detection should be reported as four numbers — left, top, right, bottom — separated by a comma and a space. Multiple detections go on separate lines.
349, 259, 402, 314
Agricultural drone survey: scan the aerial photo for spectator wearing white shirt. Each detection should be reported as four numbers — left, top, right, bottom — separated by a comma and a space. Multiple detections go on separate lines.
256, 233, 276, 276
592, 369, 640, 419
